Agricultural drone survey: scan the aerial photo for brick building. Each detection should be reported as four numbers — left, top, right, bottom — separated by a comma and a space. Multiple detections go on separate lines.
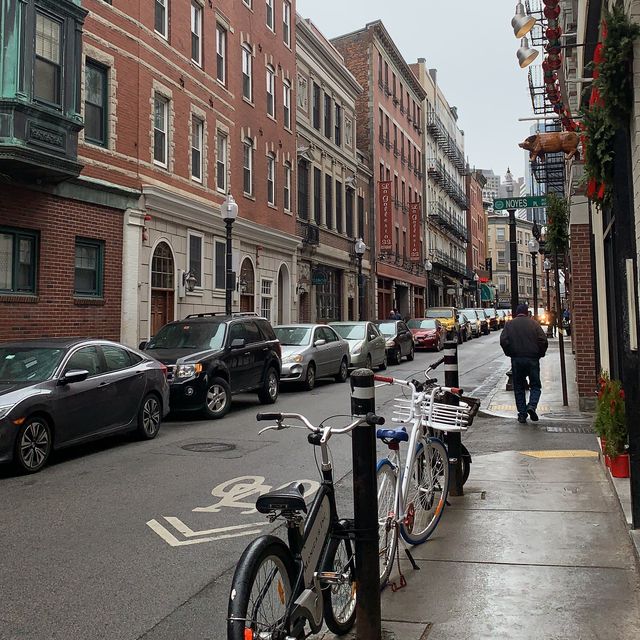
332, 21, 427, 320
295, 16, 372, 322
466, 169, 488, 307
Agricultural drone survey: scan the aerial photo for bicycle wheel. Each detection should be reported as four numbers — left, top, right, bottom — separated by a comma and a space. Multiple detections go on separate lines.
400, 438, 449, 545
377, 459, 398, 587
227, 535, 297, 640
461, 443, 471, 485
321, 534, 357, 634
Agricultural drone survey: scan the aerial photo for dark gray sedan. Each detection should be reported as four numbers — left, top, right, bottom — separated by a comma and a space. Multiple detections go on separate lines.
0, 339, 170, 473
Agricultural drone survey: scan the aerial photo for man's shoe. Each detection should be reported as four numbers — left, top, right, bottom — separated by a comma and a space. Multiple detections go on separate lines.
517, 414, 527, 424
527, 407, 539, 422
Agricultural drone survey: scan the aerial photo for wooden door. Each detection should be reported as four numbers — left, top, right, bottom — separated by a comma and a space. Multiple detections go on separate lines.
151, 290, 174, 336
150, 242, 175, 336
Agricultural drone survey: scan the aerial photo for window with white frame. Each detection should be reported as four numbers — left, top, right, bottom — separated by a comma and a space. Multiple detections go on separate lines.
242, 44, 252, 101
216, 24, 226, 85
497, 250, 505, 264
191, 115, 203, 181
191, 2, 202, 65
243, 138, 253, 195
519, 276, 525, 294
496, 227, 505, 241
216, 131, 227, 192
283, 80, 291, 129
155, 0, 167, 37
34, 13, 62, 105
266, 0, 274, 31
261, 279, 273, 321
498, 276, 506, 292
266, 65, 275, 117
283, 161, 291, 212
282, 0, 291, 47
526, 278, 532, 295
267, 153, 276, 205
187, 231, 203, 288
153, 93, 169, 166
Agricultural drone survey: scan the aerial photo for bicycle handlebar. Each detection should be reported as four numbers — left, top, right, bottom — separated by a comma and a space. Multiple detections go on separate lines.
256, 411, 384, 435
373, 374, 463, 396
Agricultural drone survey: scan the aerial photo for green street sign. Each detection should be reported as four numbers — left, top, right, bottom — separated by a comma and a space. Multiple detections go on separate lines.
493, 195, 547, 211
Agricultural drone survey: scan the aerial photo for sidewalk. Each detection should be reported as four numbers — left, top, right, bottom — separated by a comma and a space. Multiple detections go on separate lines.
321, 343, 640, 640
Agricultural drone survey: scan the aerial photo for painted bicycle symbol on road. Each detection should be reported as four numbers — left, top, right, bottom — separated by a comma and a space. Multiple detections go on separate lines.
147, 475, 319, 547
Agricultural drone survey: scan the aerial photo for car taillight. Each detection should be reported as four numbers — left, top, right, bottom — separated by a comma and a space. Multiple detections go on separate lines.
160, 363, 168, 378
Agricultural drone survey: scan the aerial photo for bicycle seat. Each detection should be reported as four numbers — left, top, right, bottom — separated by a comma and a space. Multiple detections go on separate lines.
256, 482, 307, 514
376, 427, 409, 443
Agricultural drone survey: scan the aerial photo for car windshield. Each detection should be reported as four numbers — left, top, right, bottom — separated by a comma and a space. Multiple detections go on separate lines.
147, 322, 226, 350
485, 309, 496, 317
274, 327, 312, 346
408, 319, 436, 330
461, 310, 476, 318
376, 322, 397, 336
332, 324, 365, 340
425, 309, 453, 318
0, 347, 65, 383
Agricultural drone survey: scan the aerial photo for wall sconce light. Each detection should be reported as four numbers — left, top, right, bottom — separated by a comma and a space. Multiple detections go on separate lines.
182, 270, 197, 293
296, 282, 308, 295
237, 278, 248, 294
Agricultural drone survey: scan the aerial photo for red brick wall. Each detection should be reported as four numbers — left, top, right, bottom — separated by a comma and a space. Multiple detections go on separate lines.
0, 187, 123, 341
569, 223, 597, 405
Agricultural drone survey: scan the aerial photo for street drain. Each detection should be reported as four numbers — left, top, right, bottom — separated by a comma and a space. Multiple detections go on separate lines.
181, 442, 236, 453
543, 424, 594, 434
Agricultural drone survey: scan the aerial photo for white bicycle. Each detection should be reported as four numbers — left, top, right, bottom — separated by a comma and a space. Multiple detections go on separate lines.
374, 359, 470, 587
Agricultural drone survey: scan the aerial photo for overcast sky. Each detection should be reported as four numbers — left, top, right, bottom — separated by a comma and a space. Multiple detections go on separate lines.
296, 0, 535, 182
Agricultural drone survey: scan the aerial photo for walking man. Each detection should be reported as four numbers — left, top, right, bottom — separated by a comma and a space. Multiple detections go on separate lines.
500, 303, 549, 423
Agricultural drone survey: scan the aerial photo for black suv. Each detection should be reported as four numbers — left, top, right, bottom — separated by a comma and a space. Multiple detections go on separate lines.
141, 313, 281, 419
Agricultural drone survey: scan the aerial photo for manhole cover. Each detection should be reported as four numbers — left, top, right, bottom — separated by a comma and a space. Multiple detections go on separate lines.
543, 424, 594, 434
181, 442, 236, 453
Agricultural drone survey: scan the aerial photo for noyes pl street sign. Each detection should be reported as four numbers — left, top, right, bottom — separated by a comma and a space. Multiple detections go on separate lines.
493, 195, 547, 211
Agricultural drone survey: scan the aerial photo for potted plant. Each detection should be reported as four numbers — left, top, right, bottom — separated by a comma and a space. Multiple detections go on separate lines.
595, 372, 629, 477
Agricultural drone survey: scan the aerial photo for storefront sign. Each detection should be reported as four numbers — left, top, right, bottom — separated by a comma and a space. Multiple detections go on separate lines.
378, 181, 393, 250
409, 202, 421, 261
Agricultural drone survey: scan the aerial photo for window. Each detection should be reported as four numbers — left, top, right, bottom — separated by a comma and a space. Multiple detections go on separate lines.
496, 227, 505, 241
266, 0, 274, 31
497, 250, 505, 264
283, 161, 291, 212
312, 83, 320, 130
378, 52, 383, 85
283, 0, 291, 46
283, 80, 291, 129
102, 346, 133, 372
216, 24, 227, 84
216, 131, 227, 192
65, 347, 101, 377
498, 276, 506, 292
313, 167, 322, 224
155, 0, 167, 37
74, 238, 104, 297
519, 277, 525, 294
267, 153, 276, 205
261, 279, 273, 321
378, 108, 384, 141
266, 65, 275, 117
191, 2, 202, 65
335, 181, 343, 233
153, 94, 169, 166
187, 231, 203, 287
214, 239, 226, 289
297, 159, 309, 219
242, 45, 252, 101
324, 93, 332, 138
34, 12, 62, 105
0, 229, 37, 294
243, 138, 254, 195
243, 0, 252, 6
191, 116, 203, 182
84, 61, 108, 147
346, 189, 354, 238
526, 278, 532, 295
334, 103, 342, 146
325, 175, 333, 229
357, 196, 365, 239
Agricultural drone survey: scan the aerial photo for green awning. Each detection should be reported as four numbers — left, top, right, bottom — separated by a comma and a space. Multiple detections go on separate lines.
481, 284, 495, 302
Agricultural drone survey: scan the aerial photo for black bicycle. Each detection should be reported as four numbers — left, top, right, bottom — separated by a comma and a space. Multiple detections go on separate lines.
227, 410, 384, 640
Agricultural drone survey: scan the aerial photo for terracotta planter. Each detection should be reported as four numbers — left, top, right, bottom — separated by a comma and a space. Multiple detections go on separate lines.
609, 453, 630, 478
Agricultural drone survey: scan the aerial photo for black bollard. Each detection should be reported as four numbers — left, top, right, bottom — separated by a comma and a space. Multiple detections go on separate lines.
350, 368, 382, 640
444, 341, 464, 497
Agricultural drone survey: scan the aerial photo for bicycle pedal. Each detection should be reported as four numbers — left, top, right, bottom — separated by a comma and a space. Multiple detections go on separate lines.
390, 575, 407, 592
315, 571, 342, 584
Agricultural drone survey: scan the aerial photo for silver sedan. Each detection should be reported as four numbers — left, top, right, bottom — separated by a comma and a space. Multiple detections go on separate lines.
274, 324, 350, 391
330, 321, 387, 371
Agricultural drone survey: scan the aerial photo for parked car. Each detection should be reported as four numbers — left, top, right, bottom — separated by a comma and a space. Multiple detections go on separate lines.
141, 313, 281, 420
483, 308, 500, 331
374, 320, 415, 364
407, 318, 446, 351
496, 309, 507, 327
424, 307, 461, 343
460, 309, 482, 337
330, 322, 387, 370
274, 324, 349, 390
0, 339, 169, 474
474, 308, 491, 335
458, 312, 474, 341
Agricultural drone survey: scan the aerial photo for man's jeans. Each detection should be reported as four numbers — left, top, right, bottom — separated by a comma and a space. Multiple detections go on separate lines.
511, 357, 542, 417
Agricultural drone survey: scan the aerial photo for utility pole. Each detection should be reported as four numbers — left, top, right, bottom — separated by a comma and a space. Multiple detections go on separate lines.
505, 169, 519, 313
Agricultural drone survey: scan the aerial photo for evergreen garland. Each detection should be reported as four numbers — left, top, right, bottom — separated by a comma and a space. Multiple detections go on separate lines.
545, 192, 569, 255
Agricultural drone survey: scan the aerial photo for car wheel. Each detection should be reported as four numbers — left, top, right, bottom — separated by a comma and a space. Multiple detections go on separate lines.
390, 347, 401, 365
302, 363, 316, 391
258, 367, 279, 404
14, 416, 52, 474
137, 394, 162, 439
203, 377, 232, 419
406, 345, 415, 361
378, 354, 387, 371
335, 357, 349, 383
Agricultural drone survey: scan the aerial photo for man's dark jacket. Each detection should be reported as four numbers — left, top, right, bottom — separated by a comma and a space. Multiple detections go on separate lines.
500, 315, 549, 358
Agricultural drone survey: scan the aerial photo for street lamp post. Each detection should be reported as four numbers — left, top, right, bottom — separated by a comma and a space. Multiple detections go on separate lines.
424, 258, 433, 311
504, 169, 519, 314
473, 272, 480, 307
528, 237, 540, 320
544, 258, 551, 313
355, 238, 366, 321
222, 194, 238, 315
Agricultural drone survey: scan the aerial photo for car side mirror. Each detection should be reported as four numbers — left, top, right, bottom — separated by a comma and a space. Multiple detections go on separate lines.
59, 369, 89, 385
230, 338, 246, 349
138, 341, 147, 350
314, 339, 326, 347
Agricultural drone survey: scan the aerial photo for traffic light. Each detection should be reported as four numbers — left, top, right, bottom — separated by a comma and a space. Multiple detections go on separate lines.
485, 257, 493, 278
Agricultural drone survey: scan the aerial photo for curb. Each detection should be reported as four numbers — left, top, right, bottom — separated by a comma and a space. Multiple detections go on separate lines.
477, 408, 593, 423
